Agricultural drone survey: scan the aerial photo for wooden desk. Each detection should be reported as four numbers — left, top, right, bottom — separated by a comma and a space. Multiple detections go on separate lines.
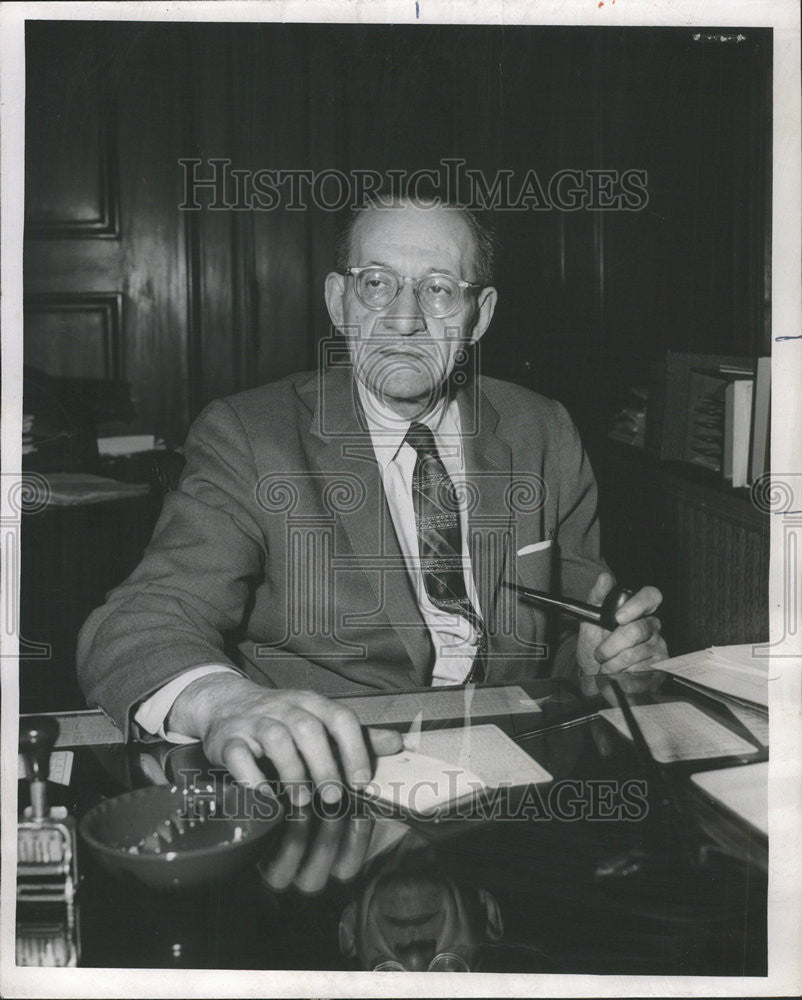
16, 677, 768, 975
19, 492, 160, 714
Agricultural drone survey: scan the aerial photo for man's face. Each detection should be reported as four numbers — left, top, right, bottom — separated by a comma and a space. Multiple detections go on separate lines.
325, 202, 497, 418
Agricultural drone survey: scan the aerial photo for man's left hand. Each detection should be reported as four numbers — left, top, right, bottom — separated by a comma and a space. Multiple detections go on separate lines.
576, 572, 668, 675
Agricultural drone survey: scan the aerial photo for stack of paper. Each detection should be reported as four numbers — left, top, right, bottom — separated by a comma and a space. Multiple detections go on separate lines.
641, 644, 769, 711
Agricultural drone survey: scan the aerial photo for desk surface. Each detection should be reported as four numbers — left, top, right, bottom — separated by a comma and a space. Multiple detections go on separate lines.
16, 675, 768, 975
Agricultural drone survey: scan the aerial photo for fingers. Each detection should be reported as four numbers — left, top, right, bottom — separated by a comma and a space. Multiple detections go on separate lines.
596, 615, 660, 664
367, 726, 403, 757
220, 737, 270, 787
293, 816, 348, 894
201, 687, 405, 801
595, 618, 668, 675
259, 806, 313, 891
610, 585, 663, 626
255, 720, 311, 806
299, 695, 373, 791
284, 708, 344, 804
587, 571, 616, 606
330, 816, 374, 883
260, 813, 373, 896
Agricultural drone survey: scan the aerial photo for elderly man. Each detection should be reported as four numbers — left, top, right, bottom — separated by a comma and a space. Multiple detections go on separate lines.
77, 194, 667, 801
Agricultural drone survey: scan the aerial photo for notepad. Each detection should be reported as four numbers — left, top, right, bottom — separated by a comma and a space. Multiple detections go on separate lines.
691, 763, 768, 836
363, 723, 552, 816
598, 701, 759, 764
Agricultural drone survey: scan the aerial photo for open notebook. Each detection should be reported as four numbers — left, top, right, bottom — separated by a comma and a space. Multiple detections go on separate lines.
362, 724, 552, 818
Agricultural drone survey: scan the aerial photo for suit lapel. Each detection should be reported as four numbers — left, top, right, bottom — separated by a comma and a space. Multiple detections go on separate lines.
299, 368, 432, 683
458, 381, 513, 629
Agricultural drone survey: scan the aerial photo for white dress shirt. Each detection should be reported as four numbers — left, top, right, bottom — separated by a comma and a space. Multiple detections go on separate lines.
134, 380, 482, 741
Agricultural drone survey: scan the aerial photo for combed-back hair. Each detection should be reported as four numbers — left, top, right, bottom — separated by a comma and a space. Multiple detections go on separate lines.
334, 182, 499, 286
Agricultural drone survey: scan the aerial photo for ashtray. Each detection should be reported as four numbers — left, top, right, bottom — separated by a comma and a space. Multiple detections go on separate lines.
79, 781, 283, 890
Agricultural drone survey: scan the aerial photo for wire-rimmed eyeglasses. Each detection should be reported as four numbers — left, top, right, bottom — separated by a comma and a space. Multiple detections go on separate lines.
342, 265, 482, 318
372, 952, 470, 972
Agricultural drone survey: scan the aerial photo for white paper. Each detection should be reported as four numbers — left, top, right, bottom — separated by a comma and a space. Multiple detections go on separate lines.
599, 701, 759, 764
651, 649, 769, 707
365, 724, 552, 815
691, 762, 768, 836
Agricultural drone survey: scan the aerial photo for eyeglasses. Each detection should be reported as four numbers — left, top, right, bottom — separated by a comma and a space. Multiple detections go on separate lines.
373, 952, 470, 972
343, 266, 482, 318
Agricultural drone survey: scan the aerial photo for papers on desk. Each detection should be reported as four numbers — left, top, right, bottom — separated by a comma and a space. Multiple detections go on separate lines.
643, 644, 769, 710
336, 685, 541, 727
599, 701, 759, 764
364, 724, 552, 817
691, 762, 768, 836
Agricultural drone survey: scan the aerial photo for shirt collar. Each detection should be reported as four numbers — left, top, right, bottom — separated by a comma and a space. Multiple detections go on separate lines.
355, 377, 459, 469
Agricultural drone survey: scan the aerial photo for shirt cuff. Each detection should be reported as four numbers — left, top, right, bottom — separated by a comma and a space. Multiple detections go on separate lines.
133, 664, 239, 743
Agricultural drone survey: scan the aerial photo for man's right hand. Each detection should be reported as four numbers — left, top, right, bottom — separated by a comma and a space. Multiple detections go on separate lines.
165, 673, 402, 805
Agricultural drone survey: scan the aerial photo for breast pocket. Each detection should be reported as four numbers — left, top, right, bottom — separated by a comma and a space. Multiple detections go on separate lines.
515, 539, 554, 592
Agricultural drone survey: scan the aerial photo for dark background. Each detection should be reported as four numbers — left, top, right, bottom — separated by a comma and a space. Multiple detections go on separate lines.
21, 22, 771, 711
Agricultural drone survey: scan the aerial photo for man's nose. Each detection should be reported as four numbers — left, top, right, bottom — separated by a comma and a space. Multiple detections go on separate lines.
381, 282, 426, 337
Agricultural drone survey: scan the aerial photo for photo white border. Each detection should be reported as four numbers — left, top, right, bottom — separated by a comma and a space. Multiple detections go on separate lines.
1, 2, 800, 997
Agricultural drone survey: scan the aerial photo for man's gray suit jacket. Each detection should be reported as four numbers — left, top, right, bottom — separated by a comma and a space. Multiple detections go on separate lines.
77, 367, 609, 737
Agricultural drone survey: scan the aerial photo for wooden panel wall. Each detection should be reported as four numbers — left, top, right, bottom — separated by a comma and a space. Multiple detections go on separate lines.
24, 23, 771, 447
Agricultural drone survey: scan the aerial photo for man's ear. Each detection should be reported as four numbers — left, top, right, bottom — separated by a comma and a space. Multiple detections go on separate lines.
477, 888, 504, 941
338, 901, 357, 957
469, 286, 498, 345
325, 272, 347, 332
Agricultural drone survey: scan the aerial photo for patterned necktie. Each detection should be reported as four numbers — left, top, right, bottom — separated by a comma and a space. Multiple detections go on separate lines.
405, 421, 486, 683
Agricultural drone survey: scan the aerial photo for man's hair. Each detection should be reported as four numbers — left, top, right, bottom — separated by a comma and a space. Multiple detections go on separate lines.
334, 188, 498, 287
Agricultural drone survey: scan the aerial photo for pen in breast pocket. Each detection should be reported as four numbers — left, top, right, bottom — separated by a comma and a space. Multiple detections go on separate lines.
502, 581, 632, 632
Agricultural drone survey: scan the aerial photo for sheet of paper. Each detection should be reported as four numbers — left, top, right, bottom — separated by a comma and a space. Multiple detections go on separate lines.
368, 750, 487, 814
365, 724, 552, 816
18, 750, 74, 786
691, 762, 768, 836
22, 710, 126, 748
336, 685, 541, 727
651, 649, 768, 708
709, 644, 770, 673
409, 725, 552, 788
598, 701, 759, 764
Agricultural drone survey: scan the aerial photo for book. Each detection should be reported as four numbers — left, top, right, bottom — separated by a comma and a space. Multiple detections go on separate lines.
661, 351, 753, 467
724, 378, 754, 487
749, 356, 771, 483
